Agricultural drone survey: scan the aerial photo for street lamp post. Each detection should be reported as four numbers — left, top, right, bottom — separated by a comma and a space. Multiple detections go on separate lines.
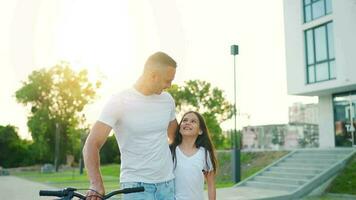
79, 130, 87, 175
54, 123, 60, 172
231, 44, 241, 183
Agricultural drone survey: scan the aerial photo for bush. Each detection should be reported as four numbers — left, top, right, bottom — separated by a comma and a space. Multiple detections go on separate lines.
0, 125, 32, 167
100, 135, 121, 164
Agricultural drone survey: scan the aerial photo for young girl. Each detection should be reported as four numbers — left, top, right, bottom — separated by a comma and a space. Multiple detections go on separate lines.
170, 111, 217, 200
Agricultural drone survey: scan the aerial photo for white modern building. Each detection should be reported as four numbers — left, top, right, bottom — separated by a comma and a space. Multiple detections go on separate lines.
284, 0, 356, 147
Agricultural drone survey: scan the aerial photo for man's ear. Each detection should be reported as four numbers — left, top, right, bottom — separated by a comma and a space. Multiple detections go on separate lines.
148, 70, 157, 81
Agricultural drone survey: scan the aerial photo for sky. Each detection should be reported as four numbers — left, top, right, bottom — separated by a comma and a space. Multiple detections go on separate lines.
0, 0, 317, 140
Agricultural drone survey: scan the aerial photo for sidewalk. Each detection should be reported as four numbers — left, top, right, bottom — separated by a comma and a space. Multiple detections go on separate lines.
0, 176, 57, 200
205, 187, 356, 200
205, 186, 289, 200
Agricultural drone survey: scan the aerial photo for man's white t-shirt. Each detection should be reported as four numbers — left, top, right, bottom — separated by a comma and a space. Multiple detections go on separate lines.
174, 146, 213, 200
98, 88, 176, 183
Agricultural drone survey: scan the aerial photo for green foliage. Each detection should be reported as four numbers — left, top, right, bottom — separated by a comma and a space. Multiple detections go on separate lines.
167, 80, 233, 149
298, 129, 319, 148
271, 127, 284, 146
215, 150, 289, 184
326, 154, 356, 195
0, 125, 32, 167
227, 130, 242, 149
15, 62, 100, 164
100, 135, 121, 164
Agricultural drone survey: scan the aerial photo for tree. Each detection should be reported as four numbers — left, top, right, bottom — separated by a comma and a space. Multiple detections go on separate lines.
0, 125, 31, 167
271, 127, 285, 147
167, 80, 233, 148
100, 135, 121, 164
15, 61, 101, 164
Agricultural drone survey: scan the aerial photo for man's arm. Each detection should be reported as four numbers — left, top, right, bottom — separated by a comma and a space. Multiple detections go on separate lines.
83, 121, 112, 200
167, 119, 178, 144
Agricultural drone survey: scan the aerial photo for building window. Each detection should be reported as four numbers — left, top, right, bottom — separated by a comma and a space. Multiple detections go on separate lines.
305, 21, 335, 84
303, 0, 332, 23
333, 91, 356, 147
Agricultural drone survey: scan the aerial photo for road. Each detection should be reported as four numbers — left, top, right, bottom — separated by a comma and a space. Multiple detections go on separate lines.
0, 176, 57, 200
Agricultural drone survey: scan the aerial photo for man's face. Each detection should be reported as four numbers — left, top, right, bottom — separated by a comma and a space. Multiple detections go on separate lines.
153, 66, 176, 94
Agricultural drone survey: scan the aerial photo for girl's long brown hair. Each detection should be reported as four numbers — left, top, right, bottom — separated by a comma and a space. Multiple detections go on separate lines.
170, 111, 218, 174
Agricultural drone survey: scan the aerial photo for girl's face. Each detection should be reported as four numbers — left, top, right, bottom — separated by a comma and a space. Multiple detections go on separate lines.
180, 113, 201, 137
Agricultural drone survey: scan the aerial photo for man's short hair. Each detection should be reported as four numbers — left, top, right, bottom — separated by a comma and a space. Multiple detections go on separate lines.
144, 52, 177, 71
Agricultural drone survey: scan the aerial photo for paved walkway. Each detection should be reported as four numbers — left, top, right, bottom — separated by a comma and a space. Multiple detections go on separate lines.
0, 176, 57, 200
3, 176, 354, 200
205, 186, 289, 200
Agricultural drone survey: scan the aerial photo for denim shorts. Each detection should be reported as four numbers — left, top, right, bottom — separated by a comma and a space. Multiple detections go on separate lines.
121, 179, 175, 200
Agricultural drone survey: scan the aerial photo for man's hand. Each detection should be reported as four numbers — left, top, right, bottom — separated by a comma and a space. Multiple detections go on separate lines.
85, 183, 105, 200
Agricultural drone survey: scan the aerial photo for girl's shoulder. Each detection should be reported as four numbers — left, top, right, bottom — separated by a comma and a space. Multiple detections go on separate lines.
198, 146, 210, 155
198, 146, 206, 151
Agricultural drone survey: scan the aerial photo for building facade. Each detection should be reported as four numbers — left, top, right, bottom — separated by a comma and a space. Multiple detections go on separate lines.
284, 0, 356, 147
242, 123, 319, 150
289, 102, 319, 124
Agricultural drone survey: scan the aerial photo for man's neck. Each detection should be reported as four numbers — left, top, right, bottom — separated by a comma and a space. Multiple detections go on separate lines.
134, 76, 154, 96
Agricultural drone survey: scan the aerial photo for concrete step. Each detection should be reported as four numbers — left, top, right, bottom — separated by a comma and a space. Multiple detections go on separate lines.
254, 176, 307, 186
286, 158, 337, 164
233, 149, 355, 199
268, 166, 323, 174
262, 171, 316, 179
245, 181, 298, 191
291, 153, 345, 159
277, 162, 329, 169
297, 149, 353, 155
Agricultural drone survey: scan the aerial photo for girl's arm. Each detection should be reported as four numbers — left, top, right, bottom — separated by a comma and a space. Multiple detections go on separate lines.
205, 171, 216, 200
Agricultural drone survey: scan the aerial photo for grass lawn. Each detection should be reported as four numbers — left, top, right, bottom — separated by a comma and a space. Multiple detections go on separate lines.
215, 150, 289, 186
12, 164, 121, 190
303, 196, 344, 200
302, 193, 356, 200
325, 154, 356, 195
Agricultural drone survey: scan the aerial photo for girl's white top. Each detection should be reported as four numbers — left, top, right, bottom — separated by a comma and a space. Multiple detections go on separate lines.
174, 146, 213, 200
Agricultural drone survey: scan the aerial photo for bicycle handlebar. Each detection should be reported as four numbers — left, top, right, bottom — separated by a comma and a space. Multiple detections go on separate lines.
39, 186, 145, 199
39, 190, 66, 197
104, 187, 145, 199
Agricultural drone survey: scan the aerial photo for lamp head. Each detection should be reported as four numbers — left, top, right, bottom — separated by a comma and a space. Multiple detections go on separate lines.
231, 45, 239, 55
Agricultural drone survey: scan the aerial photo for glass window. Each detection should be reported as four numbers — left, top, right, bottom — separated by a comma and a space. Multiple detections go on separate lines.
327, 23, 335, 58
326, 0, 332, 14
305, 5, 312, 22
333, 91, 356, 147
303, 0, 332, 22
304, 22, 335, 84
306, 30, 314, 65
315, 62, 329, 81
308, 66, 315, 83
314, 26, 327, 62
312, 0, 325, 19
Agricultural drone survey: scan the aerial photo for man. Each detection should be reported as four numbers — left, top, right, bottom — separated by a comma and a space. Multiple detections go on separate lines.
83, 52, 178, 200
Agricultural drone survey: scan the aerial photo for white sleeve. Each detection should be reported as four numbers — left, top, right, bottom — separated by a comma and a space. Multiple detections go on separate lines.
204, 150, 214, 172
98, 95, 122, 128
168, 93, 176, 121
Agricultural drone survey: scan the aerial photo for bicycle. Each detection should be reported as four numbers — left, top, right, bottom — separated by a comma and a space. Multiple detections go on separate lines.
39, 186, 145, 200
